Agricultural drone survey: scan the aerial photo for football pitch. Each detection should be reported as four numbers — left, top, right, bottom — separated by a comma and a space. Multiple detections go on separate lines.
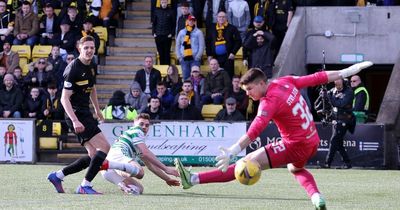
0, 164, 399, 210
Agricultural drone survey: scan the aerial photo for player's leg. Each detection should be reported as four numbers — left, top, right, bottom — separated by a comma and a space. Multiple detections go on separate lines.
76, 132, 109, 194
288, 164, 326, 210
174, 146, 271, 189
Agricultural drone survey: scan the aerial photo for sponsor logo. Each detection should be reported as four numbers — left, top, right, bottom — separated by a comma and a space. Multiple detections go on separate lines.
64, 81, 72, 88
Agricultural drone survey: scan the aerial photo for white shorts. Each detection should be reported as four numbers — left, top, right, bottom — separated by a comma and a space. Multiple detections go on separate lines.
107, 148, 134, 164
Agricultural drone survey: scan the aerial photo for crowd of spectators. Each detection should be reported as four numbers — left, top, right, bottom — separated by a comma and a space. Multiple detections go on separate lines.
0, 0, 379, 123
0, 0, 122, 120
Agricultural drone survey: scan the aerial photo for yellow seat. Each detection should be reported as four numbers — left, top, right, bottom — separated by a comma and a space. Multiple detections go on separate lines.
11, 45, 31, 73
201, 104, 223, 121
153, 64, 183, 77
93, 26, 108, 55
54, 9, 61, 16
32, 45, 52, 61
153, 65, 169, 77
21, 63, 29, 76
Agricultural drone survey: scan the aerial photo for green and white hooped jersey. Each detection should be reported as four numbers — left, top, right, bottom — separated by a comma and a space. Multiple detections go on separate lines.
111, 126, 146, 159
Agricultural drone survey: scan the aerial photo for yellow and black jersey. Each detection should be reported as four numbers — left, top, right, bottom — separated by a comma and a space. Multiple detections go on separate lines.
63, 58, 96, 110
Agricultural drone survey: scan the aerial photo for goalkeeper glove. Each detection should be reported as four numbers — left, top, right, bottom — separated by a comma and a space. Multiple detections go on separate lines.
339, 61, 373, 78
215, 143, 242, 172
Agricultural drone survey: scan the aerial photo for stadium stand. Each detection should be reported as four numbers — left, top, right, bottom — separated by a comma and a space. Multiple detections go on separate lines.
201, 104, 224, 121
11, 45, 31, 75
32, 45, 52, 62
93, 26, 108, 55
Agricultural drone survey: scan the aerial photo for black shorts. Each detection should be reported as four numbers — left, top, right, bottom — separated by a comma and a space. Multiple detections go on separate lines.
66, 109, 102, 146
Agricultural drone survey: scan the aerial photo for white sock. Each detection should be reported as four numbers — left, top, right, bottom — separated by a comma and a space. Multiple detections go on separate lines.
191, 173, 199, 185
101, 170, 125, 185
81, 179, 92, 187
56, 170, 65, 180
108, 161, 139, 176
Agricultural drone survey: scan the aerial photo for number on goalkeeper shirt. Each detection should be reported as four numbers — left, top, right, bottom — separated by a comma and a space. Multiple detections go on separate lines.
292, 96, 314, 130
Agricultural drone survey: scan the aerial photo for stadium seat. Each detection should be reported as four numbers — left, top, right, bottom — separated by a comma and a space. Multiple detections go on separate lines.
32, 45, 52, 61
93, 26, 108, 55
201, 104, 223, 121
11, 45, 31, 74
153, 64, 182, 77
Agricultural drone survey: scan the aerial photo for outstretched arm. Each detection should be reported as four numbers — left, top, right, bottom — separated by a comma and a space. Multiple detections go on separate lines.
326, 61, 373, 82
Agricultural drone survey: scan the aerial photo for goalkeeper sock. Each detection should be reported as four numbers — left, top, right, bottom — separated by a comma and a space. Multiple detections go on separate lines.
198, 164, 236, 184
293, 168, 320, 197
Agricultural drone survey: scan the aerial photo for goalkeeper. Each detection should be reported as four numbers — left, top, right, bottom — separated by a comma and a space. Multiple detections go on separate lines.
101, 113, 180, 194
175, 61, 373, 210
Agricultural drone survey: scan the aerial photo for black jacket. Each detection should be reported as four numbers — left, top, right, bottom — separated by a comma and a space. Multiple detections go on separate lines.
206, 23, 242, 57
243, 32, 275, 77
24, 96, 43, 118
53, 31, 76, 53
165, 104, 203, 120
39, 14, 61, 35
152, 7, 175, 36
214, 109, 245, 121
329, 85, 354, 120
134, 68, 162, 94
0, 86, 23, 114
41, 92, 64, 120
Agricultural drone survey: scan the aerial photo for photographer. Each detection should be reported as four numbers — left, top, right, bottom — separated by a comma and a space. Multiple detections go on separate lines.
324, 78, 355, 169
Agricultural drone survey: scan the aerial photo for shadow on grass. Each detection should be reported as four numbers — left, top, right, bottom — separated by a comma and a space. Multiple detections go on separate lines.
142, 192, 307, 201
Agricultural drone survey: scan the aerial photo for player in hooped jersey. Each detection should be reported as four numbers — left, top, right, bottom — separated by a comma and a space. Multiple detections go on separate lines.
175, 61, 373, 210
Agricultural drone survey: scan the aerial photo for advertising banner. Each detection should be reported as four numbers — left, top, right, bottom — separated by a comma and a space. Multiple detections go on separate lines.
0, 119, 35, 163
99, 121, 247, 165
246, 123, 384, 168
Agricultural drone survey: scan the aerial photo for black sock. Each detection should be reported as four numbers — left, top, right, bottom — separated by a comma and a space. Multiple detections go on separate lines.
62, 156, 91, 176
85, 151, 107, 182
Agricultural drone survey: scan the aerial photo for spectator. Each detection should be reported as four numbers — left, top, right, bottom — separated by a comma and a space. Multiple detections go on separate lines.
243, 30, 275, 78
214, 97, 245, 121
0, 73, 23, 118
165, 92, 203, 120
134, 56, 162, 96
12, 66, 25, 92
189, 65, 205, 100
39, 3, 60, 45
153, 0, 175, 65
206, 11, 242, 79
25, 58, 55, 92
99, 0, 120, 27
78, 16, 100, 55
41, 83, 64, 120
192, 0, 206, 27
142, 96, 166, 120
102, 90, 137, 120
350, 75, 370, 123
53, 18, 76, 59
201, 58, 231, 105
162, 64, 183, 96
325, 79, 355, 169
175, 15, 204, 80
175, 2, 191, 35
151, 0, 177, 24
267, 0, 294, 53
225, 75, 248, 116
152, 81, 175, 110
175, 80, 200, 109
64, 6, 83, 36
24, 86, 44, 118
0, 64, 5, 86
125, 81, 149, 114
227, 0, 251, 42
0, 0, 14, 49
243, 15, 272, 69
13, 1, 39, 47
47, 46, 67, 91
203, 0, 228, 31
0, 42, 20, 73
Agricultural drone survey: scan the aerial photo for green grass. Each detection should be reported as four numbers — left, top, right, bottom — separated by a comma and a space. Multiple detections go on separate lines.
0, 164, 399, 210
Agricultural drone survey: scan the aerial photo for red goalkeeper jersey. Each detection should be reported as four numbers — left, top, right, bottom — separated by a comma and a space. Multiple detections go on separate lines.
247, 72, 328, 144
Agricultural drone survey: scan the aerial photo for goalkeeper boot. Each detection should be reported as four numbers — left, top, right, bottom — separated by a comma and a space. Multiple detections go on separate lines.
174, 158, 193, 189
76, 185, 102, 195
47, 172, 65, 193
311, 193, 327, 210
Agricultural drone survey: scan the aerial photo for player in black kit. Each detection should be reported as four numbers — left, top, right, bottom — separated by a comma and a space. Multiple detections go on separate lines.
47, 36, 136, 194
